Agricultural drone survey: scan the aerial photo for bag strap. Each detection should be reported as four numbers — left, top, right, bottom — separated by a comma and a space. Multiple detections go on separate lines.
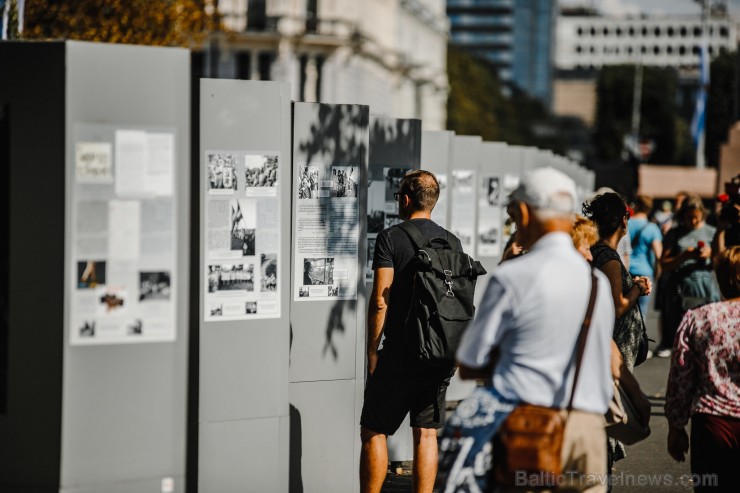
567, 271, 599, 411
631, 222, 650, 249
397, 220, 428, 250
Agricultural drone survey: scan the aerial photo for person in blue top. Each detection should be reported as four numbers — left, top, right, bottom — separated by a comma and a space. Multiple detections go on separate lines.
628, 195, 663, 319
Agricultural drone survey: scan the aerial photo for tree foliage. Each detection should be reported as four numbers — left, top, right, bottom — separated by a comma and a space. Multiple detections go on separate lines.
446, 47, 565, 152
594, 65, 685, 164
22, 0, 215, 47
706, 51, 740, 167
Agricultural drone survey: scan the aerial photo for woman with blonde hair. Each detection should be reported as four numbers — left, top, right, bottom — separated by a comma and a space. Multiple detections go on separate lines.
665, 246, 740, 491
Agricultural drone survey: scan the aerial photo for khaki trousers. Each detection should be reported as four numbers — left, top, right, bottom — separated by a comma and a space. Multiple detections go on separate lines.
498, 410, 607, 493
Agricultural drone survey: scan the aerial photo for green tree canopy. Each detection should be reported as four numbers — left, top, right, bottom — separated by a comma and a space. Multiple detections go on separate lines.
594, 65, 686, 164
446, 47, 565, 152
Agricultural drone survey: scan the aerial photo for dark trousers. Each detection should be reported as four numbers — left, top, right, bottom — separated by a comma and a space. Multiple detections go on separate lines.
691, 413, 740, 492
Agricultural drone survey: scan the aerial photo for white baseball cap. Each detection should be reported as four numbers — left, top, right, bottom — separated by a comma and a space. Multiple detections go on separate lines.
510, 167, 578, 214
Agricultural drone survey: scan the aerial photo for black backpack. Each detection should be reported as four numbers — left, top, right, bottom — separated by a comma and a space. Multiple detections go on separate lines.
396, 221, 487, 366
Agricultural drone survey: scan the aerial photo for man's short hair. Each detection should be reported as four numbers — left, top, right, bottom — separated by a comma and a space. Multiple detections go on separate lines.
716, 246, 740, 299
634, 195, 653, 214
399, 170, 439, 211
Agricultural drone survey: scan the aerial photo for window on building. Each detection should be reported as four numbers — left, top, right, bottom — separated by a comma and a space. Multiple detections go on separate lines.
576, 45, 582, 53
590, 46, 595, 53
247, 0, 267, 30
679, 45, 687, 55
306, 0, 318, 33
616, 27, 622, 36
641, 45, 647, 54
641, 27, 648, 36
629, 27, 635, 36
667, 45, 673, 54
590, 27, 596, 36
667, 26, 674, 36
236, 52, 252, 79
577, 27, 583, 36
692, 45, 700, 54
258, 52, 274, 81
654, 27, 661, 36
709, 46, 714, 55
603, 27, 609, 35
627, 46, 634, 54
680, 27, 687, 36
720, 26, 729, 37
653, 45, 660, 54
693, 26, 702, 37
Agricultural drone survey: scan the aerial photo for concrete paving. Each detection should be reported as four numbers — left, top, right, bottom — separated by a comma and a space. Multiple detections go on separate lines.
383, 308, 697, 492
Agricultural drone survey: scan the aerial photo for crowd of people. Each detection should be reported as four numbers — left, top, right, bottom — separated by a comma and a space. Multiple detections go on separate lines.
361, 168, 739, 493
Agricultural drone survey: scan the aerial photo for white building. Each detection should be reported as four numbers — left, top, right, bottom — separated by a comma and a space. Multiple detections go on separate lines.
556, 14, 737, 70
207, 0, 449, 130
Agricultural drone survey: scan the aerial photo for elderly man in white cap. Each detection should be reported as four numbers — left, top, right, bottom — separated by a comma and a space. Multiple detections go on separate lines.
456, 167, 615, 492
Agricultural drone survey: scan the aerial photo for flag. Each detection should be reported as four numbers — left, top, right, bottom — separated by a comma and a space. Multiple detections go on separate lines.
1, 0, 8, 40
691, 30, 710, 167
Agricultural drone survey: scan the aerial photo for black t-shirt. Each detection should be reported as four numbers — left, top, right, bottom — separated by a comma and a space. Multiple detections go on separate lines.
372, 218, 463, 355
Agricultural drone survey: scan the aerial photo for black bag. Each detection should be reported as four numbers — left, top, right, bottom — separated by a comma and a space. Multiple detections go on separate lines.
397, 221, 487, 366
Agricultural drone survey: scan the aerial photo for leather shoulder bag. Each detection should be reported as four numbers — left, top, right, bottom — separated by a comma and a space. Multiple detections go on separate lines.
494, 272, 598, 487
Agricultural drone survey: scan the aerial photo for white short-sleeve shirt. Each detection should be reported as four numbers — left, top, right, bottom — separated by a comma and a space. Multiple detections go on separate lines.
457, 232, 615, 414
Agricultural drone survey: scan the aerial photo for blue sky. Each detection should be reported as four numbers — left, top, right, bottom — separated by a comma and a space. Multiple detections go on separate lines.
560, 0, 740, 17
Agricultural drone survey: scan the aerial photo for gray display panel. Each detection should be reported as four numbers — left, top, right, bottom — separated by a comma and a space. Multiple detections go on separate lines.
61, 42, 191, 493
367, 116, 423, 462
290, 103, 369, 493
198, 79, 291, 493
422, 130, 455, 229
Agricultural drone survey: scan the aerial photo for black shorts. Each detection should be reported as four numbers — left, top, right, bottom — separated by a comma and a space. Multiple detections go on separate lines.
360, 351, 456, 436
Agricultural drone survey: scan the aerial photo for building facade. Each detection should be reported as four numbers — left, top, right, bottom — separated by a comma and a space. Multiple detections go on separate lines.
556, 14, 737, 70
447, 0, 556, 108
199, 0, 449, 130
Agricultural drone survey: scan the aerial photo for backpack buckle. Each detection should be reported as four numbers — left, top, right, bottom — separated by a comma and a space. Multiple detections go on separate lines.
444, 270, 454, 297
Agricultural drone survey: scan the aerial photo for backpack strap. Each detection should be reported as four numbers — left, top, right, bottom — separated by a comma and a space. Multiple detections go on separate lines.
567, 271, 599, 411
397, 220, 430, 250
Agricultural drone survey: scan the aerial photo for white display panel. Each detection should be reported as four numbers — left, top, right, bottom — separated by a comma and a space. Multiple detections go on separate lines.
203, 150, 281, 320
477, 174, 503, 257
69, 124, 177, 345
293, 162, 360, 301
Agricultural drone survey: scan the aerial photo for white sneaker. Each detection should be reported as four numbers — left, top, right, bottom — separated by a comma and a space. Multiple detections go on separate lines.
656, 348, 672, 358
646, 349, 654, 359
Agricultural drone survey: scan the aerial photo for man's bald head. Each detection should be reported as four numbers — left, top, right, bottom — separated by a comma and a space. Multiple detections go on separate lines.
399, 170, 439, 212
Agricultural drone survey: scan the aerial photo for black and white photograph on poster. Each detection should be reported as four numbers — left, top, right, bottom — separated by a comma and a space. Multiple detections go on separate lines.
487, 177, 500, 206
385, 214, 403, 229
260, 254, 277, 292
328, 286, 339, 297
244, 154, 278, 192
78, 321, 95, 338
303, 258, 334, 286
478, 213, 502, 257
298, 286, 310, 297
209, 303, 223, 317
367, 210, 385, 233
453, 229, 473, 247
367, 236, 376, 273
139, 271, 171, 301
208, 264, 255, 292
207, 152, 238, 193
245, 302, 258, 314
384, 168, 408, 202
76, 142, 113, 183
330, 166, 358, 198
298, 165, 319, 199
96, 286, 128, 315
230, 199, 256, 256
454, 170, 474, 189
128, 319, 143, 335
77, 261, 106, 289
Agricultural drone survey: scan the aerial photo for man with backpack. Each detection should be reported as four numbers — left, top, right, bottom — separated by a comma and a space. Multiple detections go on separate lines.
360, 170, 485, 493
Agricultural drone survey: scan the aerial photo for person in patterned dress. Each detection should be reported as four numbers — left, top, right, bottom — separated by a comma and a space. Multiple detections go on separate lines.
658, 195, 721, 358
665, 246, 740, 492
